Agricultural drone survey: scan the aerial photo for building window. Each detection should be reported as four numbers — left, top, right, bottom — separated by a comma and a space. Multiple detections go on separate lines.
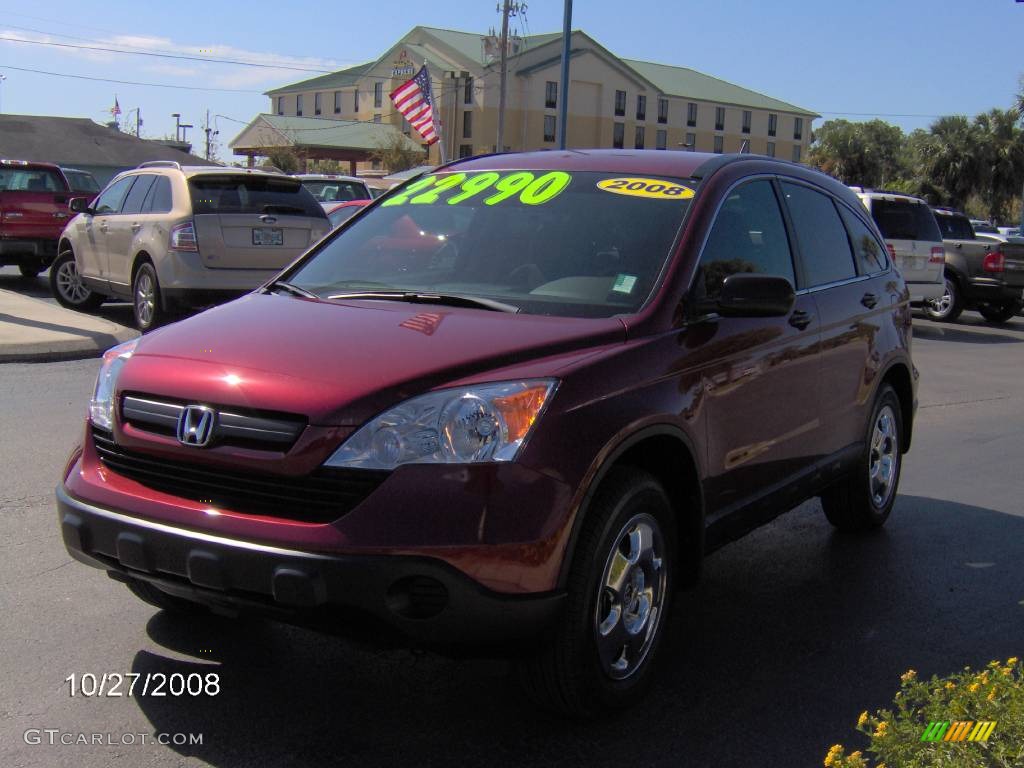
314, 92, 322, 116
464, 76, 473, 105
657, 98, 668, 124
613, 122, 624, 149
766, 141, 776, 157
792, 144, 802, 163
768, 113, 777, 137
794, 117, 803, 141
687, 102, 697, 127
545, 81, 557, 109
334, 91, 341, 114
463, 110, 472, 139
296, 94, 303, 116
371, 158, 381, 170
615, 90, 626, 117
374, 82, 383, 109
635, 126, 645, 149
373, 114, 381, 123
459, 144, 473, 158
742, 110, 751, 134
276, 96, 284, 115
656, 129, 667, 150
543, 115, 557, 142
714, 135, 724, 154
636, 94, 646, 121
685, 132, 696, 151
715, 106, 725, 131
354, 88, 360, 113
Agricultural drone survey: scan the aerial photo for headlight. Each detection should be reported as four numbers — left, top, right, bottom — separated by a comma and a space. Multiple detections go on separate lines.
89, 339, 137, 431
325, 379, 557, 470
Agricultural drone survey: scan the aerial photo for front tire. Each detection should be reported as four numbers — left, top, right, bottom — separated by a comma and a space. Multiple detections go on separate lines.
821, 384, 902, 532
923, 276, 962, 322
50, 250, 104, 310
517, 468, 676, 718
977, 301, 1021, 325
132, 261, 164, 332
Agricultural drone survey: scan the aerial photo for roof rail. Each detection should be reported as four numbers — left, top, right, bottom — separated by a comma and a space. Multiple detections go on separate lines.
137, 160, 182, 169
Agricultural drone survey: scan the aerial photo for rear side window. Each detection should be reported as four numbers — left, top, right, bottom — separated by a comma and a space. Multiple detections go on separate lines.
121, 175, 156, 215
839, 206, 888, 274
63, 170, 99, 194
92, 176, 136, 215
302, 180, 371, 203
696, 179, 795, 300
870, 199, 942, 242
781, 182, 857, 287
0, 168, 65, 192
188, 176, 326, 218
934, 213, 974, 240
142, 176, 174, 214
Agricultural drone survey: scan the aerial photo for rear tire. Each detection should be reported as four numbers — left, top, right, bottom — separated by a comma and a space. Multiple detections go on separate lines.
821, 384, 903, 532
50, 250, 104, 310
978, 301, 1021, 325
516, 468, 676, 718
923, 276, 962, 322
132, 261, 164, 332
126, 579, 209, 615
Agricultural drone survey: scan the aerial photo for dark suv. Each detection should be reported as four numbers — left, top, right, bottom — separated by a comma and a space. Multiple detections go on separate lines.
57, 151, 916, 716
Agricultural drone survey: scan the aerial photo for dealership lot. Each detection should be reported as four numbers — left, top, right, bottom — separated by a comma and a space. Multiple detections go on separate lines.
0, 310, 1021, 767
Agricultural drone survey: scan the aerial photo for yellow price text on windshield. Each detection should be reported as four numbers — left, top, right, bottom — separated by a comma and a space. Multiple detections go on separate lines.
596, 177, 695, 200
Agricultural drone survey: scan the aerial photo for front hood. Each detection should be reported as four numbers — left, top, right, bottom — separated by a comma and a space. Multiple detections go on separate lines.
119, 293, 625, 425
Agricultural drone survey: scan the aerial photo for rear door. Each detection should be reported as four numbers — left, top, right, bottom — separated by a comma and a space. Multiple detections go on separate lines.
869, 197, 943, 285
188, 175, 329, 270
0, 165, 70, 242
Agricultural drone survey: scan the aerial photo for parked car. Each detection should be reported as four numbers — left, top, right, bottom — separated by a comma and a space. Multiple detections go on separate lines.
970, 219, 998, 235
852, 188, 945, 304
0, 159, 77, 277
55, 162, 330, 329
325, 199, 371, 229
295, 174, 372, 205
57, 151, 915, 717
997, 226, 1019, 238
60, 167, 100, 197
925, 207, 1024, 324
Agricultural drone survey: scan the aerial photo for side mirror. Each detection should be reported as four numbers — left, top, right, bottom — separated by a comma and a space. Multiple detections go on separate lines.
69, 197, 91, 214
717, 273, 795, 317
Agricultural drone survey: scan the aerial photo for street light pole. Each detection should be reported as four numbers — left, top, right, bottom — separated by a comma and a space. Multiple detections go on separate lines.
0, 73, 7, 114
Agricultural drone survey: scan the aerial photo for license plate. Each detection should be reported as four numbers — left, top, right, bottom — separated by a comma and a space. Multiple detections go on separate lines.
253, 227, 283, 246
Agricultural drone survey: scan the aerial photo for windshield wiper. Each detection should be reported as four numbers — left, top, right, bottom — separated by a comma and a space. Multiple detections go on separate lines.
265, 280, 318, 299
326, 291, 519, 313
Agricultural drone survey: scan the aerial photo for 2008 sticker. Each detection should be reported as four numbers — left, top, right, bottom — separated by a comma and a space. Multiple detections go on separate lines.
382, 171, 572, 208
596, 177, 695, 200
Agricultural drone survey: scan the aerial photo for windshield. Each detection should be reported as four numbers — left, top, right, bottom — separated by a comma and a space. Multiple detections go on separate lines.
302, 180, 371, 203
289, 170, 696, 318
188, 176, 325, 217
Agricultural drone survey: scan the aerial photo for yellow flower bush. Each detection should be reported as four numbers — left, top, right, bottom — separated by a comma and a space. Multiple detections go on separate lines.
824, 658, 1023, 767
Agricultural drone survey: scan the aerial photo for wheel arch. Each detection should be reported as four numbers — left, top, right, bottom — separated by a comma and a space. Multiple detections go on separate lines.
877, 360, 914, 453
557, 424, 705, 591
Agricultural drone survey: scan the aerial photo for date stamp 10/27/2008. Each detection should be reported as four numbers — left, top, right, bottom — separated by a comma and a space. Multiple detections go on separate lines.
65, 672, 220, 698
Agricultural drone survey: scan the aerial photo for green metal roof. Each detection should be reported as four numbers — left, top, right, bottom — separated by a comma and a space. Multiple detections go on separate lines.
623, 59, 818, 117
230, 114, 423, 153
418, 26, 561, 65
266, 62, 374, 96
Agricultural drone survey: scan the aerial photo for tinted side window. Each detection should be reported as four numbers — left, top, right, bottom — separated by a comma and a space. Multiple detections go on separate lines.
781, 182, 856, 286
870, 199, 942, 242
839, 205, 888, 274
142, 176, 173, 214
697, 179, 795, 300
121, 175, 156, 215
92, 176, 136, 215
934, 213, 974, 240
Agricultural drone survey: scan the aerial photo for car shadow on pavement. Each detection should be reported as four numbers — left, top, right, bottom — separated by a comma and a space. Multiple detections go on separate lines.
913, 321, 1023, 344
132, 495, 1024, 768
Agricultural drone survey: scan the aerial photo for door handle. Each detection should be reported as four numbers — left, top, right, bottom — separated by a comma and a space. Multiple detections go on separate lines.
131, 223, 142, 232
861, 292, 878, 309
789, 310, 813, 330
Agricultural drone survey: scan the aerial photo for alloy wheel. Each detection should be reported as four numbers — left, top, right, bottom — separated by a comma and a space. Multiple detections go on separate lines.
55, 259, 91, 304
869, 404, 899, 508
135, 271, 155, 328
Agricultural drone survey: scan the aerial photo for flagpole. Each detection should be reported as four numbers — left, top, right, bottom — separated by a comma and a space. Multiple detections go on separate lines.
425, 61, 448, 165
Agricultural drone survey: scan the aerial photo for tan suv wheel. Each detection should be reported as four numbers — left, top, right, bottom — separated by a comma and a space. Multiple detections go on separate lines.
132, 262, 164, 331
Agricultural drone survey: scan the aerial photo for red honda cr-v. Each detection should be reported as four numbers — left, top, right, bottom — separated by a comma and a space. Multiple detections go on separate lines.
58, 151, 916, 716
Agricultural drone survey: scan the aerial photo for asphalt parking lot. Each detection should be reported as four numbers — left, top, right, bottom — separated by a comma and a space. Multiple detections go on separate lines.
1, 300, 1022, 768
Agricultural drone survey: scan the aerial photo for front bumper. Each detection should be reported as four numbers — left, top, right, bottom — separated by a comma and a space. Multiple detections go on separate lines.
58, 484, 565, 648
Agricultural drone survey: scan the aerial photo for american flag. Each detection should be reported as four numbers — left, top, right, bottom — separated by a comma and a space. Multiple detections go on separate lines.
390, 65, 438, 145
111, 96, 121, 117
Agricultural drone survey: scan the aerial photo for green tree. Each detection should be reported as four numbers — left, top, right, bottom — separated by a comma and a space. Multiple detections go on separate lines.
917, 115, 985, 209
369, 132, 426, 174
808, 119, 906, 188
973, 108, 1024, 222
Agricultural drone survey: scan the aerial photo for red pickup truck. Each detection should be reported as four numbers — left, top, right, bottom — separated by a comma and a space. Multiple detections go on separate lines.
0, 159, 86, 277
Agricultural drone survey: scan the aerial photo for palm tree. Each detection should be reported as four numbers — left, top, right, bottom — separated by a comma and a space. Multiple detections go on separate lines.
919, 116, 986, 209
974, 108, 1024, 222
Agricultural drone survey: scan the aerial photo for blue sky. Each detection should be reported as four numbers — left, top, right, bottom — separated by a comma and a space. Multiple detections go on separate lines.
1, 0, 1021, 160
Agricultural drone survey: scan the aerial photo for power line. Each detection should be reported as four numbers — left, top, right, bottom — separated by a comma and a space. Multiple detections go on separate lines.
0, 64, 265, 93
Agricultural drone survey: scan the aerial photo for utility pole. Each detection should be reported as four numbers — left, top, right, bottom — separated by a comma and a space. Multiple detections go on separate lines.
557, 0, 572, 149
495, 0, 525, 153
127, 107, 142, 137
203, 109, 219, 161
0, 73, 6, 114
